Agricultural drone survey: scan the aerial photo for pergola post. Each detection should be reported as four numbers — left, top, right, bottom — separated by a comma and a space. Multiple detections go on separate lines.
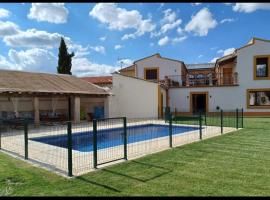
104, 97, 109, 118
33, 97, 40, 125
68, 96, 72, 121
74, 96, 80, 123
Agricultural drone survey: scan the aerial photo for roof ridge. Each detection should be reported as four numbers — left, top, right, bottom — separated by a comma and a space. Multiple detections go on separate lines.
0, 69, 75, 78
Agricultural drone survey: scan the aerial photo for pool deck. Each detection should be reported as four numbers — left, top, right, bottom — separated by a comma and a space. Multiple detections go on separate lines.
0, 120, 238, 176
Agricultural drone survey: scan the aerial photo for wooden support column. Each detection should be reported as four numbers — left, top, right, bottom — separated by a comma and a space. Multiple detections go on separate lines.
165, 89, 169, 107
74, 96, 80, 123
104, 97, 109, 118
33, 97, 40, 125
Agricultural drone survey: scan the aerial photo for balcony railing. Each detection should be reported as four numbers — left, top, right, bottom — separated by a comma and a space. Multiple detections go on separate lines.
162, 73, 238, 87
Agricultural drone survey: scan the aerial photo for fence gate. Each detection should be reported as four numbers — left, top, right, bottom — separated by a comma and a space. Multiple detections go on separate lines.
93, 117, 127, 168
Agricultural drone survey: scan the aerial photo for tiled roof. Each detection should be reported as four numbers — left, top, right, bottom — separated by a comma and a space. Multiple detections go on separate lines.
0, 69, 108, 96
80, 76, 112, 84
186, 63, 215, 69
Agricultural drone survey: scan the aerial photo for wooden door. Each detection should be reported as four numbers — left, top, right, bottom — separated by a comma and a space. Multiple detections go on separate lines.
223, 68, 233, 85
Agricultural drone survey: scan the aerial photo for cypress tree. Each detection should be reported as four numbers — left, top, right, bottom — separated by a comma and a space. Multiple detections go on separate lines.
57, 37, 74, 75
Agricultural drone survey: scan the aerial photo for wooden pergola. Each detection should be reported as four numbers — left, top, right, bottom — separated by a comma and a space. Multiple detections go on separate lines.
0, 70, 109, 124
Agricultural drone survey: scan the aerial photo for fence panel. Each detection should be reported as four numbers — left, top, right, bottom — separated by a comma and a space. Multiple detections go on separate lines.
126, 118, 170, 159
27, 122, 69, 175
95, 117, 125, 166
172, 115, 201, 147
70, 122, 94, 176
0, 120, 25, 157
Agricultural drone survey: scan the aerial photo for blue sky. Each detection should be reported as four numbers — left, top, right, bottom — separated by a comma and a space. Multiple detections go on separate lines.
0, 3, 270, 76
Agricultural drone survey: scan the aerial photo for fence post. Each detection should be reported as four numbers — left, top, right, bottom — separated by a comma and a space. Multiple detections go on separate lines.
169, 114, 172, 148
0, 124, 1, 150
123, 117, 127, 160
93, 119, 98, 169
220, 109, 223, 134
67, 121, 73, 177
241, 108, 244, 128
24, 120, 28, 159
236, 108, 239, 129
199, 113, 202, 140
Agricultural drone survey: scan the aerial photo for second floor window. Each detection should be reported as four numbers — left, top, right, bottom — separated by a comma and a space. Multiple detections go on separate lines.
145, 68, 158, 80
255, 57, 268, 77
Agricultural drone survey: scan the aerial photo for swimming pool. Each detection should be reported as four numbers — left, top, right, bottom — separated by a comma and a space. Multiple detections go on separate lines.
30, 124, 200, 152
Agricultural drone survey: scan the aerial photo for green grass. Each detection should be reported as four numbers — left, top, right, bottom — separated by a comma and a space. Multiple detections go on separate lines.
173, 113, 240, 127
0, 117, 270, 196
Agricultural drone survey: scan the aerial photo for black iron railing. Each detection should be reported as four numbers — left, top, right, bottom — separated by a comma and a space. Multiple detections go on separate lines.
164, 72, 238, 87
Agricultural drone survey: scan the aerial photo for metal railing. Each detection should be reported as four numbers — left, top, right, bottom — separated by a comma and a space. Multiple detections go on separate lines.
164, 72, 238, 87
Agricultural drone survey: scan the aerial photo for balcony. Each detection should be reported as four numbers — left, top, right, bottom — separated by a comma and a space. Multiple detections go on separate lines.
163, 73, 238, 88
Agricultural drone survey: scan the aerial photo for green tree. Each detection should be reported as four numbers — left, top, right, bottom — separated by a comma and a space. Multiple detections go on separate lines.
57, 37, 75, 75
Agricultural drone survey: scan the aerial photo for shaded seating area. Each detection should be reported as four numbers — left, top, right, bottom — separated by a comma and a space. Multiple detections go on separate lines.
0, 69, 109, 126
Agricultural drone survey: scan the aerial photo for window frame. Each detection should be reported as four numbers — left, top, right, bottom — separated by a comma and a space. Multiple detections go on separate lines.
253, 55, 270, 80
246, 88, 270, 109
144, 67, 159, 81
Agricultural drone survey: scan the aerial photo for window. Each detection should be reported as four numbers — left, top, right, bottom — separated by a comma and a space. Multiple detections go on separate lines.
144, 68, 158, 80
254, 55, 270, 80
247, 89, 270, 108
256, 57, 268, 77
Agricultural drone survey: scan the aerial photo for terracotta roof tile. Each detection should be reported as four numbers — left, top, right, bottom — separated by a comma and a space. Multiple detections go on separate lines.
80, 76, 112, 84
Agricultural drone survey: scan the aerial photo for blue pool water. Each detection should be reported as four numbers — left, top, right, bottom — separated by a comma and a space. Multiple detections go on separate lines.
30, 124, 199, 152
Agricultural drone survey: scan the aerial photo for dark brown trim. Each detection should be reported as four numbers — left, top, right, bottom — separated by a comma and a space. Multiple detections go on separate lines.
169, 84, 239, 89
189, 91, 209, 113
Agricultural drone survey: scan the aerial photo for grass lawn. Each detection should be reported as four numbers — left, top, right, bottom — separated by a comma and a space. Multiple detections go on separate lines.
0, 117, 270, 196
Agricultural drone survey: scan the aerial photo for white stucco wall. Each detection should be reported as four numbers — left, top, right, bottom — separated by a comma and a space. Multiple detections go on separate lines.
170, 87, 241, 112
109, 73, 159, 118
170, 39, 270, 113
135, 55, 183, 80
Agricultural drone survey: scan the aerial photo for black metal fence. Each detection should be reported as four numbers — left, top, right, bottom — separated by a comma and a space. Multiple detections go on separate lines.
0, 108, 243, 177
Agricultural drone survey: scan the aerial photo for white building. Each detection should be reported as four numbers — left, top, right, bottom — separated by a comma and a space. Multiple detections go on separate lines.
118, 37, 270, 117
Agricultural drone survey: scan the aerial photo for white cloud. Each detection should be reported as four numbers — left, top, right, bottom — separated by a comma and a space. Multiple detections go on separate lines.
68, 43, 90, 57
90, 3, 155, 40
28, 3, 68, 24
172, 36, 187, 44
7, 48, 57, 72
0, 21, 20, 37
160, 19, 182, 34
151, 9, 182, 38
72, 57, 119, 76
0, 8, 10, 18
210, 57, 219, 63
117, 58, 133, 67
191, 3, 202, 6
158, 36, 170, 46
0, 54, 15, 70
210, 46, 218, 50
3, 28, 69, 48
198, 54, 203, 58
90, 45, 106, 54
114, 44, 123, 50
233, 3, 270, 13
217, 47, 235, 56
158, 3, 165, 11
185, 7, 217, 36
161, 9, 177, 24
220, 18, 235, 24
99, 36, 106, 41
177, 27, 183, 35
